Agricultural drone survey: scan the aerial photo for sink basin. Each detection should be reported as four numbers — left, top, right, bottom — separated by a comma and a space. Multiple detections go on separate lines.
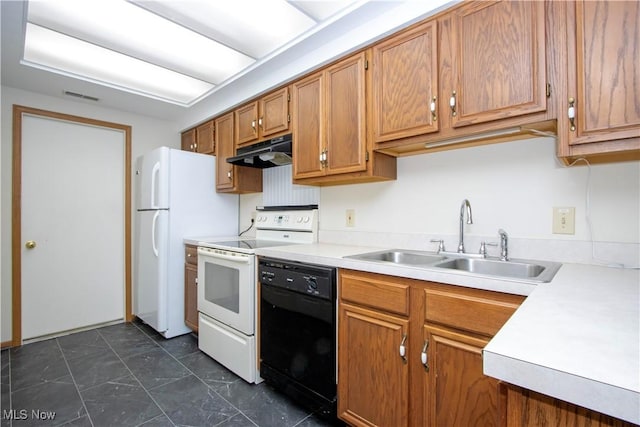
434, 257, 561, 282
345, 249, 446, 266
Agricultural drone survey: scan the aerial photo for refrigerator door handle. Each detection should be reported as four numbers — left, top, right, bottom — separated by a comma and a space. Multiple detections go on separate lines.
150, 162, 161, 209
151, 210, 160, 257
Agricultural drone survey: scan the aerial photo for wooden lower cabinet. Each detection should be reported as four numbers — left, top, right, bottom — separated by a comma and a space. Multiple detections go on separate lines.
338, 303, 409, 426
505, 385, 638, 427
423, 325, 504, 427
337, 269, 522, 427
184, 245, 198, 332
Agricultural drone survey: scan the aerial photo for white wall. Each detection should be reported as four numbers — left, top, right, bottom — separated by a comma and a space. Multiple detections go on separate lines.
319, 137, 640, 266
1, 85, 181, 343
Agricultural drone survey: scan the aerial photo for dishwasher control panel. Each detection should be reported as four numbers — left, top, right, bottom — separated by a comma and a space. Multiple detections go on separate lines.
258, 257, 335, 300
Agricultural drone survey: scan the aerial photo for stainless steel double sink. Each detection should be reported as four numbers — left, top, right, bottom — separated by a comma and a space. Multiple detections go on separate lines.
344, 249, 562, 283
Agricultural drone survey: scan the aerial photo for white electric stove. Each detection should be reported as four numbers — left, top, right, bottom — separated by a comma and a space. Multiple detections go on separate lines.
196, 206, 318, 383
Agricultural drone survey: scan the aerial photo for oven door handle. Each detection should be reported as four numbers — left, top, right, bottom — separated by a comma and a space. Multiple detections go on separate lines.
198, 248, 251, 264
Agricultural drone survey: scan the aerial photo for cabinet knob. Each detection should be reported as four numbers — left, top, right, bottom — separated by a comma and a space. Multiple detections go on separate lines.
25, 240, 37, 249
568, 97, 576, 132
227, 170, 233, 180
430, 95, 437, 122
449, 91, 457, 117
258, 117, 263, 129
251, 120, 256, 130
399, 334, 407, 364
421, 340, 429, 372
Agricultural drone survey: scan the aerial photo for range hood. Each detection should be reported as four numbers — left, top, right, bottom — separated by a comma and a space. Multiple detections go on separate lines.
227, 134, 292, 168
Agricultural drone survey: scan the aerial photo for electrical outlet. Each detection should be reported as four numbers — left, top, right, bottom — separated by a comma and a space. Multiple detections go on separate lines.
552, 207, 575, 234
346, 209, 355, 227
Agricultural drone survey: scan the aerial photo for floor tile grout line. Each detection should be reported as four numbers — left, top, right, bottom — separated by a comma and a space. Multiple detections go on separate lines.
54, 338, 94, 427
95, 326, 178, 427
129, 322, 259, 427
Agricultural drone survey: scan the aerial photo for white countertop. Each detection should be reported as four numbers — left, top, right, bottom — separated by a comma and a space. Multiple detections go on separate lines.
253, 243, 640, 424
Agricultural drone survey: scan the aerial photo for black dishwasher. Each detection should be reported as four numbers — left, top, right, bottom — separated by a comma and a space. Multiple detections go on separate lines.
259, 257, 338, 420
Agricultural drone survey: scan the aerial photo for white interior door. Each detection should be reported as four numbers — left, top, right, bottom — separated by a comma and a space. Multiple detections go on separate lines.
21, 114, 125, 340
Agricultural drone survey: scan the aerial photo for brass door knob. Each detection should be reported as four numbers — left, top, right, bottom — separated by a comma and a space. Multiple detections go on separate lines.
25, 240, 36, 249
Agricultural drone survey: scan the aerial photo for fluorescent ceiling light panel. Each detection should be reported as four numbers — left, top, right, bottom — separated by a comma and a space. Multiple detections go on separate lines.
131, 0, 319, 59
21, 0, 363, 106
27, 0, 254, 84
290, 1, 361, 21
23, 23, 214, 105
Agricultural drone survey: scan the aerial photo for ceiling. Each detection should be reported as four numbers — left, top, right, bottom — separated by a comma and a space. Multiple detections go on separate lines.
1, 0, 454, 125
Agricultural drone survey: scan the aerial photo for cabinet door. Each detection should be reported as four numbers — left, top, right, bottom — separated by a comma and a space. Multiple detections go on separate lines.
372, 20, 439, 143
423, 324, 504, 427
196, 120, 215, 154
259, 87, 289, 138
215, 112, 236, 191
181, 128, 196, 151
449, 1, 546, 127
325, 52, 368, 175
235, 101, 259, 147
566, 0, 640, 146
292, 72, 324, 179
184, 263, 198, 332
338, 303, 409, 427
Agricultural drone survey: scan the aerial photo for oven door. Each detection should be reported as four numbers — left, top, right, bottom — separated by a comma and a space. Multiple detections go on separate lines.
197, 247, 255, 335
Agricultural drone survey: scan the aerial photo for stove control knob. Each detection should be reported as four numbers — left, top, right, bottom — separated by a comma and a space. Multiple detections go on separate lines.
296, 217, 303, 223
306, 277, 318, 291
303, 216, 310, 223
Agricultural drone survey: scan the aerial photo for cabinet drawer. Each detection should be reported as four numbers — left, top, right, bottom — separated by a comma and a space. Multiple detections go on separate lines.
185, 245, 197, 265
340, 271, 409, 316
424, 286, 524, 337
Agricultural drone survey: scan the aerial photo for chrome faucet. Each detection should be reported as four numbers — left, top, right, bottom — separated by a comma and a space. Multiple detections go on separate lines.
498, 229, 509, 261
457, 199, 473, 253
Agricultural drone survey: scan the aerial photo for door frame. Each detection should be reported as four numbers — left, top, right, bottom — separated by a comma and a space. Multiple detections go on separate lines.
11, 105, 132, 347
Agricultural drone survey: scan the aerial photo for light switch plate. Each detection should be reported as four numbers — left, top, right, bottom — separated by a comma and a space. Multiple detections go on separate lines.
552, 207, 575, 234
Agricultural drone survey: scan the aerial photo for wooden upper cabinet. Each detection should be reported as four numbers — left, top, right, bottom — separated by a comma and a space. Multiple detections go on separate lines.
215, 112, 262, 193
292, 51, 383, 183
372, 19, 439, 143
291, 72, 324, 179
181, 128, 196, 152
325, 52, 368, 175
235, 87, 290, 147
215, 112, 235, 191
260, 88, 290, 137
559, 0, 640, 161
448, 0, 547, 127
195, 120, 215, 154
235, 102, 259, 146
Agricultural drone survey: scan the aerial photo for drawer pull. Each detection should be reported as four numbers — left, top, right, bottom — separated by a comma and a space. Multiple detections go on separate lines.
421, 340, 429, 371
399, 334, 407, 364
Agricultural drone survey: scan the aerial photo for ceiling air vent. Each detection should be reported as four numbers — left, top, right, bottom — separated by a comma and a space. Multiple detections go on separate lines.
63, 90, 99, 102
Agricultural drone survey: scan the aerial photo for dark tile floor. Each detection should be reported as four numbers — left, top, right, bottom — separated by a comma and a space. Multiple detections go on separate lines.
0, 321, 335, 427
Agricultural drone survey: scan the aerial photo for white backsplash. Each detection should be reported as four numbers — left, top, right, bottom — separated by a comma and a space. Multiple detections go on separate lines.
262, 165, 320, 207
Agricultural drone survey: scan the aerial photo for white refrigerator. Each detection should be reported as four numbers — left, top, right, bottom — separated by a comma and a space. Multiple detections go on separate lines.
134, 147, 238, 338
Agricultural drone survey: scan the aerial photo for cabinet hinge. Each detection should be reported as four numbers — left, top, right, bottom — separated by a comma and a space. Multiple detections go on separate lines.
364, 60, 369, 70
287, 114, 291, 123
287, 93, 290, 102
365, 151, 369, 162
546, 83, 551, 98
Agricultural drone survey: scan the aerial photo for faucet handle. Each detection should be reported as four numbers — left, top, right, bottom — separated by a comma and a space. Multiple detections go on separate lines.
430, 239, 445, 253
479, 241, 498, 257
